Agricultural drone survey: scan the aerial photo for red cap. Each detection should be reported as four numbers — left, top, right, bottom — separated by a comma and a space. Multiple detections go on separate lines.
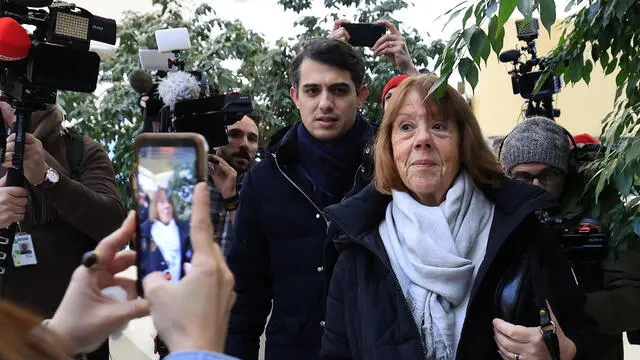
381, 75, 409, 107
573, 133, 600, 145
0, 17, 31, 61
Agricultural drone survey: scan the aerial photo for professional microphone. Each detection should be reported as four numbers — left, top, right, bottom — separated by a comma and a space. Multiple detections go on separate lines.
499, 49, 521, 63
157, 71, 201, 110
0, 17, 31, 61
129, 69, 155, 94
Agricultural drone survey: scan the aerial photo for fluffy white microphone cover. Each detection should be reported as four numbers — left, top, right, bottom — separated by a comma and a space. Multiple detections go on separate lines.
157, 71, 201, 110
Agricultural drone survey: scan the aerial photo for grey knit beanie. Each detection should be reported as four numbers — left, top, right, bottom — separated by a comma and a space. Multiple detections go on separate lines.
500, 116, 570, 174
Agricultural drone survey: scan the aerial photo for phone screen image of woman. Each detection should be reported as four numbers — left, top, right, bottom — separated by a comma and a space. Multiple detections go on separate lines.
137, 145, 197, 282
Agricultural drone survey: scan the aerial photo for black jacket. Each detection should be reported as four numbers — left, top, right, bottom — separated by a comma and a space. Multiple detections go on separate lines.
320, 180, 600, 360
225, 117, 377, 360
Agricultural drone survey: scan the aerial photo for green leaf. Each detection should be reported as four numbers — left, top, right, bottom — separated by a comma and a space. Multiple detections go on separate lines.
605, 57, 618, 75
616, 70, 627, 86
466, 62, 479, 89
600, 50, 609, 70
462, 25, 477, 43
469, 28, 489, 64
458, 57, 478, 89
443, 7, 466, 31
427, 74, 450, 99
517, 0, 534, 18
615, 168, 633, 196
583, 60, 593, 84
590, 43, 599, 62
634, 218, 640, 236
488, 16, 505, 55
615, 0, 635, 20
458, 57, 473, 78
626, 140, 640, 161
498, 0, 518, 28
462, 6, 474, 27
539, 0, 557, 35
569, 62, 583, 83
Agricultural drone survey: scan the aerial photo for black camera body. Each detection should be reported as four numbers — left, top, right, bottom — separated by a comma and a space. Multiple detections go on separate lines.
499, 18, 563, 119
537, 210, 608, 292
159, 88, 254, 148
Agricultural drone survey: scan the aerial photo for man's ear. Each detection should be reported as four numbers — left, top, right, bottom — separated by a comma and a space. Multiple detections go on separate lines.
357, 85, 369, 108
289, 87, 300, 109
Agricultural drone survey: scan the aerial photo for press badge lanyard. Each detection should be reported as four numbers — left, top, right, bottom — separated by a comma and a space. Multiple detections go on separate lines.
11, 223, 37, 267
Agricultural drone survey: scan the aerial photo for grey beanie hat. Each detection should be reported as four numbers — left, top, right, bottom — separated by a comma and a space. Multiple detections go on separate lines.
500, 116, 570, 174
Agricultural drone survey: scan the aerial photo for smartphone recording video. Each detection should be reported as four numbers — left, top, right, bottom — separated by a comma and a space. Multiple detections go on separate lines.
134, 133, 207, 292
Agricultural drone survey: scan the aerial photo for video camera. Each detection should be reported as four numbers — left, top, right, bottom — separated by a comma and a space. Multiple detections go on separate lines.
131, 27, 253, 148
537, 211, 608, 292
499, 18, 563, 120
0, 0, 116, 105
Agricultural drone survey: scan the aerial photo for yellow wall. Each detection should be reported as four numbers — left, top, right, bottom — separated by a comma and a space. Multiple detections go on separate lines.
471, 19, 617, 137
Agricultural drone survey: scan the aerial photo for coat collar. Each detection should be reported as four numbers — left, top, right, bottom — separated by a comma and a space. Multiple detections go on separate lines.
324, 177, 557, 256
266, 113, 377, 166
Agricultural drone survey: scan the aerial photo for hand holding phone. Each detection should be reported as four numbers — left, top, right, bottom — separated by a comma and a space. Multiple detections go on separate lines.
133, 133, 208, 295
143, 183, 236, 353
371, 20, 419, 75
340, 23, 387, 47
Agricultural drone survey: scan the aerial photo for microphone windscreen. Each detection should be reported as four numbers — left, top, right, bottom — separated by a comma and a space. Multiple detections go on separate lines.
129, 70, 154, 94
0, 18, 31, 61
499, 49, 521, 63
157, 71, 201, 110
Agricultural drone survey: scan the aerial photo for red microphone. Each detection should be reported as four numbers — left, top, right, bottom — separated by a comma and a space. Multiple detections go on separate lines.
0, 17, 31, 61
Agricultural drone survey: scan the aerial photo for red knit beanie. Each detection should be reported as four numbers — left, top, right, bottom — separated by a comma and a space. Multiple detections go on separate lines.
573, 133, 600, 145
381, 75, 409, 107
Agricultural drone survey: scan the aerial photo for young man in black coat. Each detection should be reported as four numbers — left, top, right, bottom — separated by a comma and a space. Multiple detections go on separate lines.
224, 38, 376, 360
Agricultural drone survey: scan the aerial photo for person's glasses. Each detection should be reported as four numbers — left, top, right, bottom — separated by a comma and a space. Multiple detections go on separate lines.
510, 167, 563, 185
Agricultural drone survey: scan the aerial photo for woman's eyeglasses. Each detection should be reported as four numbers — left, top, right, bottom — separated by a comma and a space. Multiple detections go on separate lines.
510, 167, 563, 185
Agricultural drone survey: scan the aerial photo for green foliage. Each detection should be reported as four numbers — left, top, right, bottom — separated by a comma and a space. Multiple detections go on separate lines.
432, 0, 640, 248
59, 0, 443, 209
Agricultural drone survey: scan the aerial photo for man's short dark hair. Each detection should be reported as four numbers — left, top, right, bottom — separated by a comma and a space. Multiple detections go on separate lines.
290, 38, 366, 92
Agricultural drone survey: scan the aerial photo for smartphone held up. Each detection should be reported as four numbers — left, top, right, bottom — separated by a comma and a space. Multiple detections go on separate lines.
132, 133, 208, 296
341, 23, 387, 47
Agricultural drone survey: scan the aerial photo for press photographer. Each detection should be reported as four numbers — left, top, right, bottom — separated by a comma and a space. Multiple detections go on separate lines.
499, 19, 640, 360
0, 1, 124, 359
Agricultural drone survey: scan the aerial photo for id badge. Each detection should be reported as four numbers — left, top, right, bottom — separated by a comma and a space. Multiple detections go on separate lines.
12, 232, 38, 267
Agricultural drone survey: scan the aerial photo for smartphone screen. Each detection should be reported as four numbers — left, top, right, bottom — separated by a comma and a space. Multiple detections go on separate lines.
136, 144, 197, 284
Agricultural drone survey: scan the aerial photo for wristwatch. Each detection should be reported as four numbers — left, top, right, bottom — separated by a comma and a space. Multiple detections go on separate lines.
36, 168, 60, 188
224, 193, 240, 211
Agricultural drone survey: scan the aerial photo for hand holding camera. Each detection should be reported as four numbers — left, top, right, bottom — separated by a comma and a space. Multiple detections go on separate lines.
0, 175, 27, 228
3, 133, 48, 186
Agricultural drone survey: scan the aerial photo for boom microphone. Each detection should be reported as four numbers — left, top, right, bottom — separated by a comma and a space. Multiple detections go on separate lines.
0, 17, 31, 61
129, 69, 154, 94
157, 71, 201, 110
499, 49, 521, 63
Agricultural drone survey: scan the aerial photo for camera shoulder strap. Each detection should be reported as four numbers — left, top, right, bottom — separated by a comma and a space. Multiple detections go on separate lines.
66, 130, 85, 180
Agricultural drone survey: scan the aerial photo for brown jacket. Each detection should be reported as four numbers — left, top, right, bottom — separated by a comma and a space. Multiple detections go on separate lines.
1, 108, 126, 317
